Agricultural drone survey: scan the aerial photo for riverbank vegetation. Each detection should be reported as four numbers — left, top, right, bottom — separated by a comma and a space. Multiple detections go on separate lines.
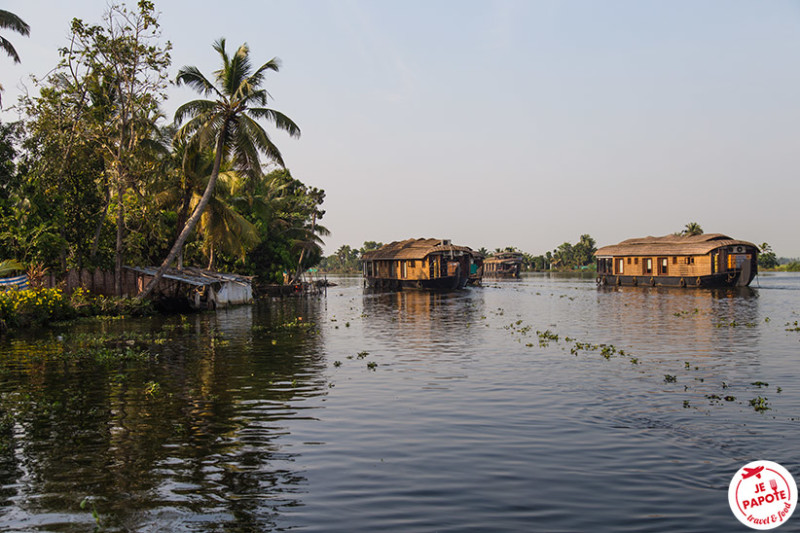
0, 1, 325, 295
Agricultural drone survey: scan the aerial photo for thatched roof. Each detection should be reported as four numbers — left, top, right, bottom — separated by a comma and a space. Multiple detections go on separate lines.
362, 238, 474, 261
485, 252, 523, 264
595, 233, 757, 257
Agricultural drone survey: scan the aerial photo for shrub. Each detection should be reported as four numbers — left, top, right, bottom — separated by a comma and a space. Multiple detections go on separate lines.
0, 287, 73, 326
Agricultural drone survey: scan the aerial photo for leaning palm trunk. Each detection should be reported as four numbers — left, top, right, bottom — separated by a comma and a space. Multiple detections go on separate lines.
138, 126, 227, 300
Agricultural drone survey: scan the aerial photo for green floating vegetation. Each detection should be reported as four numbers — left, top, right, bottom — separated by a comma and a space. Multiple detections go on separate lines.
749, 396, 770, 412
536, 329, 559, 347
664, 374, 677, 383
366, 361, 377, 371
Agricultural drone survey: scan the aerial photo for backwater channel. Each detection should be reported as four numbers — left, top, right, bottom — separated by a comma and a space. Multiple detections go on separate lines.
0, 272, 799, 532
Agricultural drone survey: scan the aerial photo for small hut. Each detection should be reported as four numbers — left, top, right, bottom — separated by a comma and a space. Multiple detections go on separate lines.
126, 266, 253, 308
594, 233, 758, 288
361, 238, 477, 290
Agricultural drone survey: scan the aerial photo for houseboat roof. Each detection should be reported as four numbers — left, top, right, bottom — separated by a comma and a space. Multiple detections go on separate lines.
362, 238, 475, 261
485, 252, 523, 264
595, 234, 757, 257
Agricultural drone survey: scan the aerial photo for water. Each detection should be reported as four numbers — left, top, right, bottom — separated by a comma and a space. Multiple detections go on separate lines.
0, 273, 799, 532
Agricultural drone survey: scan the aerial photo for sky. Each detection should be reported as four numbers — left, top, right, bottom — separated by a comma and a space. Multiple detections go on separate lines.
2, 0, 800, 257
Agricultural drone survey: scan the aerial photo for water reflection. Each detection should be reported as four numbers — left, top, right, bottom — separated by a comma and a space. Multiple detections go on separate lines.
0, 299, 329, 531
1, 274, 799, 531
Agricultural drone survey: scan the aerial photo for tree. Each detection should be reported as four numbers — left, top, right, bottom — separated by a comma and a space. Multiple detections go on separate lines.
572, 234, 596, 266
0, 9, 30, 107
61, 1, 171, 293
139, 38, 300, 299
758, 242, 778, 270
682, 222, 704, 236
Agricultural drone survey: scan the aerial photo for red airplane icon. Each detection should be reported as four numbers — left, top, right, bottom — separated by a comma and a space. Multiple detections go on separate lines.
742, 466, 765, 480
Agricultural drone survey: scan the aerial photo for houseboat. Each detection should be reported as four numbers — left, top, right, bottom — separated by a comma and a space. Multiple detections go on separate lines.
595, 233, 758, 288
362, 238, 477, 290
483, 251, 524, 278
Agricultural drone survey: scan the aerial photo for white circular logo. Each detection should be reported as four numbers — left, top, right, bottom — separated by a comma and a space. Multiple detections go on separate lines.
729, 461, 797, 529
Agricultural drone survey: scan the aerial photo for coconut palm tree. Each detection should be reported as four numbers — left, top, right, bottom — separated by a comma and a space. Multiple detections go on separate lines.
682, 222, 704, 236
139, 38, 300, 299
0, 10, 29, 64
0, 9, 30, 107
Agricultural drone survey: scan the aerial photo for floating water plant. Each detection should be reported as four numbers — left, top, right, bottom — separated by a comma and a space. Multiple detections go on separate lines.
664, 374, 677, 383
357, 351, 369, 359
749, 396, 770, 412
333, 360, 342, 367
751, 381, 769, 388
367, 361, 377, 370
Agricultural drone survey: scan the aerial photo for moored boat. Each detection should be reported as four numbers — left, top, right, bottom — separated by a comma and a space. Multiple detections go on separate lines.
362, 238, 477, 290
594, 233, 758, 288
483, 252, 523, 278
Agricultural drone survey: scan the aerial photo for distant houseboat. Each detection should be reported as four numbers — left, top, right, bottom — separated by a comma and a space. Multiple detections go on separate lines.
483, 252, 523, 278
595, 234, 758, 288
362, 238, 477, 290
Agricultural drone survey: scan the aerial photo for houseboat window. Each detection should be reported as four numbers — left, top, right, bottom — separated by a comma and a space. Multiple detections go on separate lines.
627, 258, 631, 265
634, 258, 639, 265
672, 257, 678, 265
401, 261, 408, 279
660, 258, 668, 275
617, 259, 624, 274
645, 258, 652, 274
686, 257, 694, 265
409, 260, 415, 268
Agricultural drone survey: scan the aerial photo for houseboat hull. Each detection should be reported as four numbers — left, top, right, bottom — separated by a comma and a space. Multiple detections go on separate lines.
366, 274, 467, 291
596, 270, 756, 289
484, 271, 521, 279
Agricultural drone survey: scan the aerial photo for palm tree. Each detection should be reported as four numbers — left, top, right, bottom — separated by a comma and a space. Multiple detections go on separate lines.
0, 9, 30, 107
682, 222, 704, 236
0, 10, 29, 64
139, 38, 300, 299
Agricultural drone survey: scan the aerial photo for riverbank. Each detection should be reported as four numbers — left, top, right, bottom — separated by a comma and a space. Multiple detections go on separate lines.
0, 287, 154, 333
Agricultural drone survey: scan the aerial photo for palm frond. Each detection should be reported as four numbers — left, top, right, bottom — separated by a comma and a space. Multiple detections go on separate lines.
176, 66, 221, 98
174, 98, 217, 127
0, 35, 21, 63
249, 107, 301, 138
0, 10, 30, 35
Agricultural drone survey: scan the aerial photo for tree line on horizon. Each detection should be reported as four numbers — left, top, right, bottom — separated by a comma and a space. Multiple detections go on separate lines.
0, 2, 327, 294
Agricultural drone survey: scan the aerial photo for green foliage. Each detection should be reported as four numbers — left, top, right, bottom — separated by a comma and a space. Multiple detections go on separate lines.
681, 222, 704, 236
0, 287, 73, 326
319, 241, 383, 273
1, 6, 325, 294
758, 243, 778, 270
550, 234, 597, 270
780, 261, 800, 272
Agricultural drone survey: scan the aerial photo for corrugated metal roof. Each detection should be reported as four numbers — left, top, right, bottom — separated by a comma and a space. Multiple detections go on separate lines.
125, 266, 253, 287
595, 233, 758, 257
362, 238, 475, 261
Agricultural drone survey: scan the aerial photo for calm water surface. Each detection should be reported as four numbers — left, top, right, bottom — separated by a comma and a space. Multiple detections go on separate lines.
0, 273, 799, 532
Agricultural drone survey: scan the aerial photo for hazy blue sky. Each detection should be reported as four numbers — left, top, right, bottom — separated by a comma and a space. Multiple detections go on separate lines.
3, 1, 799, 257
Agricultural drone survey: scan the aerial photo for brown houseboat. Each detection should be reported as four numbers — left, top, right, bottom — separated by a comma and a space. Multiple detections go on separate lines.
595, 234, 758, 288
362, 238, 477, 290
483, 252, 523, 278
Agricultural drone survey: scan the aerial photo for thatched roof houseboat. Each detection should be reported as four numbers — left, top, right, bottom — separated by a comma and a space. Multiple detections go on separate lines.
362, 238, 477, 290
484, 252, 523, 278
595, 234, 758, 288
